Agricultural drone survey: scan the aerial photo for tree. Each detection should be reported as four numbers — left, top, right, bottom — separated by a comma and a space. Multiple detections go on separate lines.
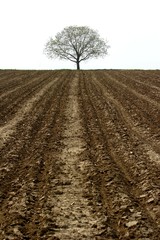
44, 26, 110, 70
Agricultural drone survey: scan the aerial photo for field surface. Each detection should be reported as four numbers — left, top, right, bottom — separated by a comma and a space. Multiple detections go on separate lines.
0, 69, 160, 239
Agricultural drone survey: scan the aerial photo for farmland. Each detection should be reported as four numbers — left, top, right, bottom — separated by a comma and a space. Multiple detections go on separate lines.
0, 69, 160, 239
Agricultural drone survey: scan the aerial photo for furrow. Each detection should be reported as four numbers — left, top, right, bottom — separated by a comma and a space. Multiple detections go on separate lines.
95, 71, 160, 145
47, 75, 111, 239
79, 71, 160, 239
0, 71, 71, 239
88, 72, 160, 227
0, 71, 60, 125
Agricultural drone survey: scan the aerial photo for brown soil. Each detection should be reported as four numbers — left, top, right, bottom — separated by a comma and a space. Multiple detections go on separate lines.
0, 69, 160, 239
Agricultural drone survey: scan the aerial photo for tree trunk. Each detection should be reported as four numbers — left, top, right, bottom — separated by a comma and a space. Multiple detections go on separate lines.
76, 61, 80, 70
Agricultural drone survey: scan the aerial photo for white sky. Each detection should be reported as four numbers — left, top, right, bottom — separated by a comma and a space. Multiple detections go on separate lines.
0, 0, 160, 70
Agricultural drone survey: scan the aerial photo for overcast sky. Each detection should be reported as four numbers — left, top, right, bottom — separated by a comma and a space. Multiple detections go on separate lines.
0, 0, 160, 70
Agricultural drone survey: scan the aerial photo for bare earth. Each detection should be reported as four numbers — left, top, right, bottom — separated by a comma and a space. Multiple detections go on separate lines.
0, 69, 160, 239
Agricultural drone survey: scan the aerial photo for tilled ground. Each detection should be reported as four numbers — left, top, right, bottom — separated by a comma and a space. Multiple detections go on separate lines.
0, 69, 160, 239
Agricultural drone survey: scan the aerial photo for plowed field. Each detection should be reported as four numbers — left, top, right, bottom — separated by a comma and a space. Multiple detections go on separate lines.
0, 69, 160, 239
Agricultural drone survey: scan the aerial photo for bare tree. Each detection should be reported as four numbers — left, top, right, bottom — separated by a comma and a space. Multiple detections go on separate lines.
44, 26, 110, 70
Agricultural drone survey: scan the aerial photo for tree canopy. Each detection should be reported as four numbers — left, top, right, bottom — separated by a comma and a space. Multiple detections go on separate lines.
44, 26, 110, 69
